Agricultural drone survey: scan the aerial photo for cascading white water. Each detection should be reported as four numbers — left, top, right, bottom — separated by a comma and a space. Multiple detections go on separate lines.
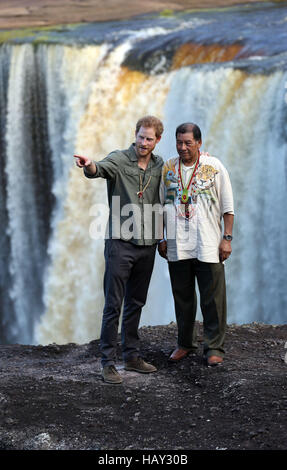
1, 6, 287, 345
2, 42, 128, 343
5, 44, 46, 343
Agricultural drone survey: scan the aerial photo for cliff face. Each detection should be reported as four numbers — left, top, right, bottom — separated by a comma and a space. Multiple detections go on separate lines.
0, 321, 286, 451
0, 0, 275, 29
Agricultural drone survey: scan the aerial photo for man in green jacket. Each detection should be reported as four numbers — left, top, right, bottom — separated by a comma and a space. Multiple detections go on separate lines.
75, 116, 164, 384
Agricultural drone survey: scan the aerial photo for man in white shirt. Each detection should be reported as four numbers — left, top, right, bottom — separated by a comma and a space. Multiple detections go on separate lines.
158, 122, 234, 366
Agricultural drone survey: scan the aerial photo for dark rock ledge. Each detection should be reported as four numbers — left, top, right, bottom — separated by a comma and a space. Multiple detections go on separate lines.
0, 321, 286, 451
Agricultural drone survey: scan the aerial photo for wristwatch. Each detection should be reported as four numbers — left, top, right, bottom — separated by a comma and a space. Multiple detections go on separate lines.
223, 234, 233, 241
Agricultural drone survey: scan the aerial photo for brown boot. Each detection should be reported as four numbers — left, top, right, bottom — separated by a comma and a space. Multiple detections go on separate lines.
168, 348, 192, 362
207, 355, 223, 367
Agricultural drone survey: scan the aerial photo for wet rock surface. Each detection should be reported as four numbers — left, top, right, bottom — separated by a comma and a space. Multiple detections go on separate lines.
0, 322, 286, 451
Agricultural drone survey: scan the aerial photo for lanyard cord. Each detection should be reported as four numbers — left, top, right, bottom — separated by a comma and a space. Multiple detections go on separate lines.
137, 173, 152, 198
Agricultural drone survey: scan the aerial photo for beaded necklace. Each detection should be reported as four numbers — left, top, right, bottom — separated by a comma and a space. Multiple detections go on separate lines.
177, 153, 200, 219
178, 153, 200, 204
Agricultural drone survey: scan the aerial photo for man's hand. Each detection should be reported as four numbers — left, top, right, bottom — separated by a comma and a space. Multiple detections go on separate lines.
158, 240, 167, 260
74, 155, 97, 176
219, 239, 232, 262
74, 154, 92, 168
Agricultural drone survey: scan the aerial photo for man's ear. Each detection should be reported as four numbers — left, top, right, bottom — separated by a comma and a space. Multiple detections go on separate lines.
156, 135, 162, 144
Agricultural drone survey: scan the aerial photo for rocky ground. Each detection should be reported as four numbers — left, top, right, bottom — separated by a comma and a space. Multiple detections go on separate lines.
0, 321, 286, 455
0, 0, 279, 29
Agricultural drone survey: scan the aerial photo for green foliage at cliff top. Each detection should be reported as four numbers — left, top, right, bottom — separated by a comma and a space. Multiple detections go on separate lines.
0, 24, 78, 44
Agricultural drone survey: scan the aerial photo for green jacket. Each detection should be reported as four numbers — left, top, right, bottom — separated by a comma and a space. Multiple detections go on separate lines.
84, 144, 164, 245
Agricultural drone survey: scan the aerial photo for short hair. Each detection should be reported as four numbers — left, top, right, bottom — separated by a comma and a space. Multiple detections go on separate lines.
136, 115, 164, 139
176, 122, 202, 142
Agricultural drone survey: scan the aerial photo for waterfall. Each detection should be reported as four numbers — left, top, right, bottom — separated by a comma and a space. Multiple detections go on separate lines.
0, 6, 286, 345
0, 44, 15, 344
4, 44, 54, 343
1, 42, 126, 343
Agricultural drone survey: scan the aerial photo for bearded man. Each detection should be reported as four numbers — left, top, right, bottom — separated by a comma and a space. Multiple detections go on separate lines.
75, 116, 164, 383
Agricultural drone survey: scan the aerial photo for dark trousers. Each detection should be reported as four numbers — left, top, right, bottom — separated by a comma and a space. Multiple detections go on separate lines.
168, 258, 227, 358
100, 239, 156, 367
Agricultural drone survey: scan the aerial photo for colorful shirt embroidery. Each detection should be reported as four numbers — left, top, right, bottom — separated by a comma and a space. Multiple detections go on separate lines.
159, 155, 234, 263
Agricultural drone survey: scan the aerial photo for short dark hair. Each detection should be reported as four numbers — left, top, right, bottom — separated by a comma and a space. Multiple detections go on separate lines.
176, 122, 202, 142
136, 115, 164, 138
